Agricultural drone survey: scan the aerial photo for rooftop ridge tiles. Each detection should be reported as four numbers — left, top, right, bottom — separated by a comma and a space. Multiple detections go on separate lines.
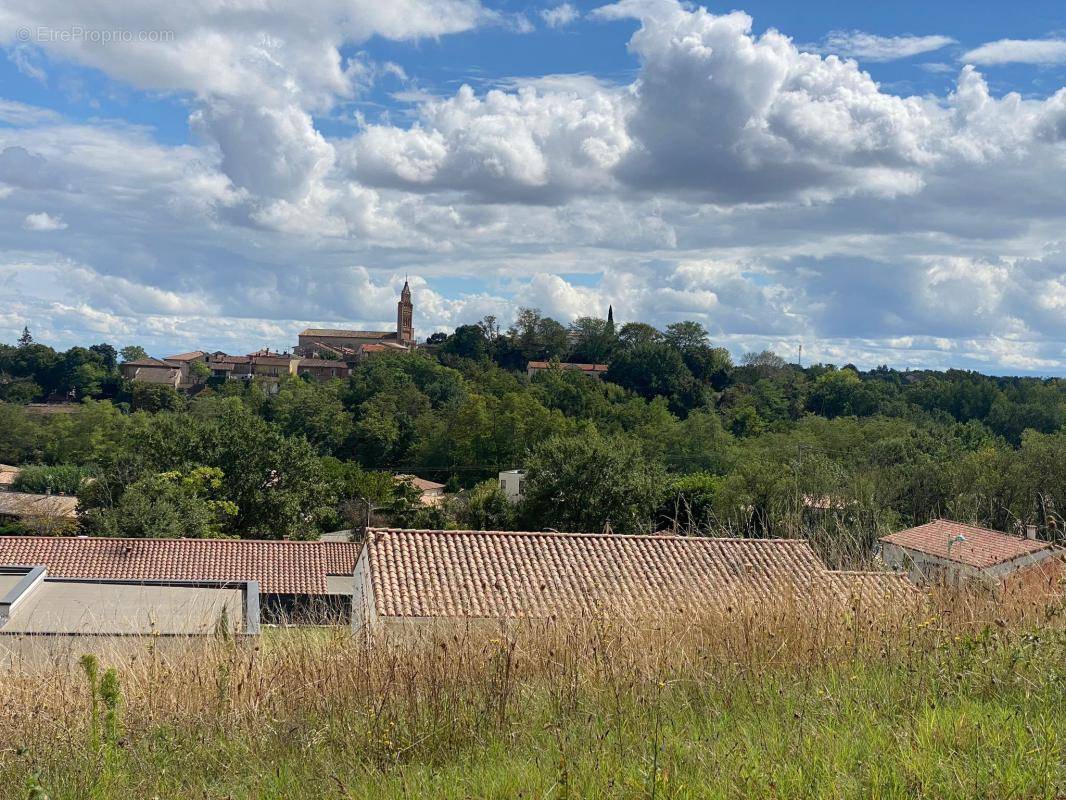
366, 528, 812, 544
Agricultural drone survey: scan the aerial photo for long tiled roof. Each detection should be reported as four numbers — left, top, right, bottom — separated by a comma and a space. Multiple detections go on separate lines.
298, 358, 350, 368
363, 529, 911, 620
0, 492, 79, 518
164, 351, 205, 362
300, 328, 396, 339
0, 536, 361, 595
122, 357, 172, 368
880, 519, 1052, 569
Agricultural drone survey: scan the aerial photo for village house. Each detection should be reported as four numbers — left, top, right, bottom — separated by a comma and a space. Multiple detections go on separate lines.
879, 519, 1063, 593
122, 284, 419, 390
119, 357, 182, 388
498, 470, 526, 502
0, 492, 79, 535
204, 351, 250, 379
0, 536, 363, 624
0, 464, 19, 490
162, 351, 208, 388
351, 528, 915, 632
395, 475, 446, 506
296, 358, 351, 381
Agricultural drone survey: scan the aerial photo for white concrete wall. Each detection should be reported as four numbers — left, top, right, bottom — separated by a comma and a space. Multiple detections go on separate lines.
880, 541, 1056, 585
498, 471, 525, 502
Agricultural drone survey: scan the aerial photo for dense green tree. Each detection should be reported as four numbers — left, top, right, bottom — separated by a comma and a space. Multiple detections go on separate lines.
208, 402, 330, 538
520, 431, 666, 534
605, 341, 692, 404
568, 317, 617, 363
440, 324, 490, 362
131, 383, 185, 413
459, 479, 516, 530
0, 379, 41, 404
616, 322, 663, 348
120, 345, 149, 363
90, 466, 238, 539
89, 344, 118, 371
508, 307, 570, 363
267, 378, 352, 455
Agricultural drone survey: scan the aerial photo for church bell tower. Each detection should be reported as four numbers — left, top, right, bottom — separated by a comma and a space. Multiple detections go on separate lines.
397, 280, 414, 345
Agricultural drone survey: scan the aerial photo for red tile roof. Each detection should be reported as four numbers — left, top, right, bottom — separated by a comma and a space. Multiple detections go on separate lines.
363, 529, 912, 620
164, 351, 205, 362
301, 328, 395, 339
297, 358, 349, 368
122, 357, 172, 367
880, 519, 1053, 569
395, 475, 446, 492
0, 536, 361, 595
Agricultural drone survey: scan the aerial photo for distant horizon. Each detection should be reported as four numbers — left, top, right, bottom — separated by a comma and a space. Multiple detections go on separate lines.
7, 322, 1066, 382
4, 1, 1066, 375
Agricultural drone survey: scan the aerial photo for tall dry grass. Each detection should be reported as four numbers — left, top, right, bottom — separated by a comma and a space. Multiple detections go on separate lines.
0, 584, 1062, 798
0, 586, 1059, 744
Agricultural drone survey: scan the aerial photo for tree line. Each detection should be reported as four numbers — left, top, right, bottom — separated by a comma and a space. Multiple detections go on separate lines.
2, 316, 1065, 564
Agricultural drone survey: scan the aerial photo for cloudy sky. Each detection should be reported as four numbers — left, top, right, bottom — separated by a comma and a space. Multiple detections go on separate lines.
2, 0, 1066, 373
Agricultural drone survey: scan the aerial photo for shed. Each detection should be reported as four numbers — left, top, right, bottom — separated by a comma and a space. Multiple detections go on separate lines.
879, 519, 1063, 591
0, 464, 20, 489
0, 537, 363, 624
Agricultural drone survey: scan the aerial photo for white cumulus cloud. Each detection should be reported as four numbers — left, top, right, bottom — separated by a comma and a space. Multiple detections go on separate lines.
22, 212, 67, 231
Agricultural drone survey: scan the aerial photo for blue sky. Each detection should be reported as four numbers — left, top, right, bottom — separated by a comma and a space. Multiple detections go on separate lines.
3, 0, 1066, 373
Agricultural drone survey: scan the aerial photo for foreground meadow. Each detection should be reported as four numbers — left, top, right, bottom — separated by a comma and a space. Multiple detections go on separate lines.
1, 591, 1063, 799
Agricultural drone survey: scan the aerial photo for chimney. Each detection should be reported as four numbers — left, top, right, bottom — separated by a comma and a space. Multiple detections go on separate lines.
1025, 524, 1038, 540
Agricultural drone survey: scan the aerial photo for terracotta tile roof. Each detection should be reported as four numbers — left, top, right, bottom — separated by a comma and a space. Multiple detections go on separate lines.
0, 536, 362, 595
527, 361, 608, 372
301, 328, 396, 339
122, 357, 171, 367
395, 475, 446, 492
248, 356, 296, 366
880, 519, 1052, 569
297, 358, 349, 368
0, 493, 79, 519
362, 529, 909, 620
209, 353, 250, 364
164, 351, 205, 362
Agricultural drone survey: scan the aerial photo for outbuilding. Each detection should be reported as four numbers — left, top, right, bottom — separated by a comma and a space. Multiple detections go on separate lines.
879, 519, 1062, 592
0, 536, 363, 624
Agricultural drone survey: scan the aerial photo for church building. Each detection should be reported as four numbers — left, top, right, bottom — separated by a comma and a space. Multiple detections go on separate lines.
296, 281, 415, 359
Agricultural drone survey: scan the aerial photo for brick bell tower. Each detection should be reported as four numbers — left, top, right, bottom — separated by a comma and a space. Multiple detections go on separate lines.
397, 279, 414, 345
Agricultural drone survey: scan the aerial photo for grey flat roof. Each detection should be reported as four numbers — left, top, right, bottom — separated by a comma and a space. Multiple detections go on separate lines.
0, 566, 258, 636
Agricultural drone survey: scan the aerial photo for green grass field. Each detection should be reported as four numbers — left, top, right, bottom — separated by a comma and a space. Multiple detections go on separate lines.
2, 603, 1064, 799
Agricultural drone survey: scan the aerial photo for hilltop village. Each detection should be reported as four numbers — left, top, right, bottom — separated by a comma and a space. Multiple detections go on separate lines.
121, 281, 418, 391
